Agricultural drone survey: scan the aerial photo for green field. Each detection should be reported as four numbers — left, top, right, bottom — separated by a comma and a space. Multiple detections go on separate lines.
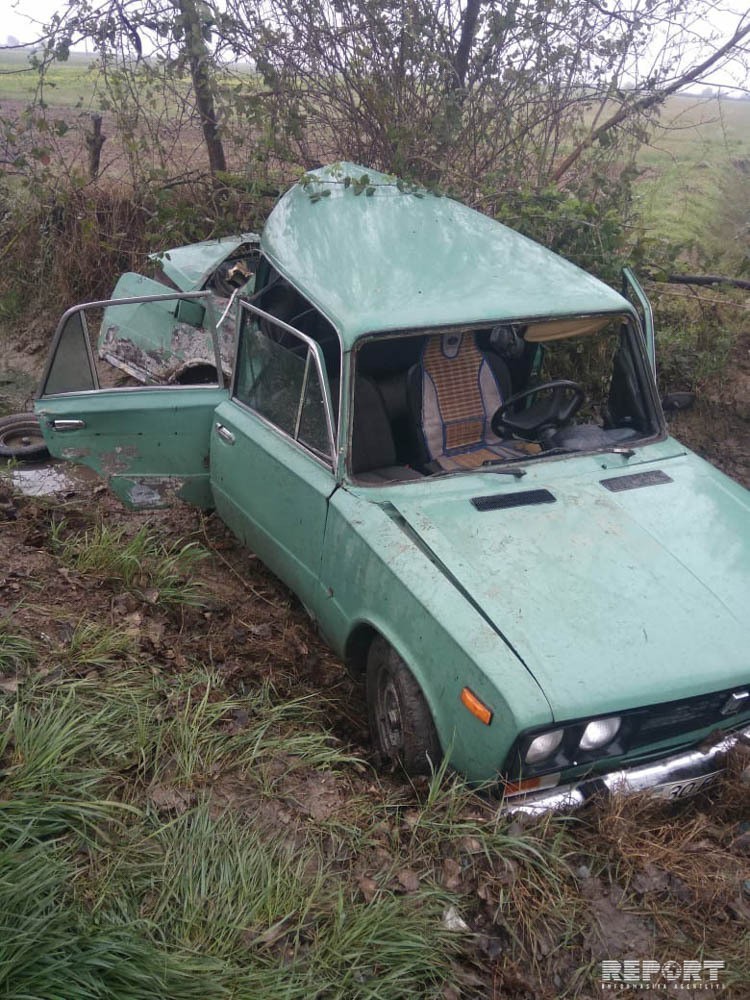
0, 49, 100, 108
636, 94, 750, 266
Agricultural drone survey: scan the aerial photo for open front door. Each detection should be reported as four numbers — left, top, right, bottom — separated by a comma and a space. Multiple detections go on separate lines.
622, 267, 655, 374
34, 291, 229, 509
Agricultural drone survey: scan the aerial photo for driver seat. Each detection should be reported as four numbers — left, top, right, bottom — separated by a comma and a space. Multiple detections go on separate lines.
407, 331, 527, 471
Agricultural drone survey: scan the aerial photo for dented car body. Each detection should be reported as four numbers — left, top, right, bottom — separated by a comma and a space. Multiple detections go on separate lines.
98, 233, 260, 384
35, 163, 750, 812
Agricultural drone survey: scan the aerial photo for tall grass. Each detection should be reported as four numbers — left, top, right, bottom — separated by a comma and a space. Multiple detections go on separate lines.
0, 655, 462, 998
53, 521, 208, 607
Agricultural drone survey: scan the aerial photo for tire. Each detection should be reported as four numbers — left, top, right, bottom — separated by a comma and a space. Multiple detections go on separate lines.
366, 637, 442, 776
0, 413, 49, 461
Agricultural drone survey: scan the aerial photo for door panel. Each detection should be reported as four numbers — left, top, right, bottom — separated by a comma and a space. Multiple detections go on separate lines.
36, 388, 227, 508
209, 300, 338, 612
211, 399, 334, 609
34, 291, 227, 509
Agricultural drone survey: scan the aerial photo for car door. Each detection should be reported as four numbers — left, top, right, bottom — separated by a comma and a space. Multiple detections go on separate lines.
622, 268, 655, 373
34, 291, 227, 509
210, 300, 338, 613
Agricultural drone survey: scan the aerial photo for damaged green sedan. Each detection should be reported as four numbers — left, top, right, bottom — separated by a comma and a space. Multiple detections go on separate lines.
35, 163, 750, 813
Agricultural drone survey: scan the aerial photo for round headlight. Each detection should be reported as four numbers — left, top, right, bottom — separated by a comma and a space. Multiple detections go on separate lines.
579, 716, 621, 751
525, 729, 564, 764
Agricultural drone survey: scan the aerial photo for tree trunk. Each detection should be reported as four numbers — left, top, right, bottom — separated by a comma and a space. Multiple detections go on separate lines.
449, 0, 482, 91
177, 0, 227, 177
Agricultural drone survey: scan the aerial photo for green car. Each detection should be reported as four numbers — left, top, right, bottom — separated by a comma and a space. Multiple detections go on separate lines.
35, 163, 750, 813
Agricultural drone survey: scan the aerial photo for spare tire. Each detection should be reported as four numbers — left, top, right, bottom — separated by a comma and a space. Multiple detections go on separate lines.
0, 413, 50, 461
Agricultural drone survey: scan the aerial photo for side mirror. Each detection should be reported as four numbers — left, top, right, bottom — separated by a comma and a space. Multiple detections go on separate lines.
661, 391, 696, 414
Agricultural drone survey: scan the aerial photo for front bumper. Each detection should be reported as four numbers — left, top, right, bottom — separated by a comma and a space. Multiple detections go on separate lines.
502, 725, 750, 816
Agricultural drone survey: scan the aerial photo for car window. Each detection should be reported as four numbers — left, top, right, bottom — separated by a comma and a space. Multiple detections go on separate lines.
39, 292, 222, 396
42, 311, 97, 395
349, 314, 658, 482
234, 305, 334, 463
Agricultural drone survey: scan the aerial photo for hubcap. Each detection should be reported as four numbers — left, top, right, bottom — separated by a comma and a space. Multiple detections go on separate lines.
379, 677, 403, 752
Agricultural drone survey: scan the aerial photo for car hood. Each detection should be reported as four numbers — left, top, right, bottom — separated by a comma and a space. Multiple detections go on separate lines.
389, 454, 750, 722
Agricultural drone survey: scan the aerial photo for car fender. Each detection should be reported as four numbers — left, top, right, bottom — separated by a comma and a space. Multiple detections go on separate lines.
319, 488, 553, 781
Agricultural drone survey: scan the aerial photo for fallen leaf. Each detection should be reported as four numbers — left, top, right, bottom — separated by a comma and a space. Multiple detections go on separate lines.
402, 809, 421, 829
441, 858, 463, 891
397, 868, 420, 892
0, 677, 20, 693
359, 876, 378, 903
477, 933, 504, 960
476, 881, 494, 902
442, 905, 470, 932
147, 784, 194, 814
244, 916, 292, 948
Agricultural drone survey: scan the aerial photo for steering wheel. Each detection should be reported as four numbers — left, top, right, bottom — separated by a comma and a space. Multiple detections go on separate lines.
491, 379, 586, 442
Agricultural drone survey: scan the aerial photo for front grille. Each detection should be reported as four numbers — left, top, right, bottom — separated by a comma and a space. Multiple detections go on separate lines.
626, 687, 747, 747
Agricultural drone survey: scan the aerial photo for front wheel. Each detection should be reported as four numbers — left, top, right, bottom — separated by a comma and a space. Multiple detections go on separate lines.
366, 637, 442, 776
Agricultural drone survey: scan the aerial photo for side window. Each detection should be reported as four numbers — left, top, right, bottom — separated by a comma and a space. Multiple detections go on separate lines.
39, 290, 222, 397
234, 304, 334, 463
41, 311, 97, 395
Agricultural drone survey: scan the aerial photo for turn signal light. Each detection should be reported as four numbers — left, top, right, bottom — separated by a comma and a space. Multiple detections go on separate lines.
461, 687, 493, 725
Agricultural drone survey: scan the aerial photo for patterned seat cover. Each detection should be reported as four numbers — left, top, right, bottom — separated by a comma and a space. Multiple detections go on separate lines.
420, 332, 524, 470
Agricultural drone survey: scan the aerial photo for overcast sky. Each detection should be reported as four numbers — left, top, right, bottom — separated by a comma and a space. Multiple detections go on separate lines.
4, 0, 749, 90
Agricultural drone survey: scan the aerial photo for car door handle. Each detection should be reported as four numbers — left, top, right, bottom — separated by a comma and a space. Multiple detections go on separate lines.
215, 423, 235, 445
51, 419, 86, 431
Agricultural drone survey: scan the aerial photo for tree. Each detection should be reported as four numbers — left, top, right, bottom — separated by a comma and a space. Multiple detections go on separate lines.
217, 0, 749, 199
24, 0, 230, 182
10, 0, 750, 207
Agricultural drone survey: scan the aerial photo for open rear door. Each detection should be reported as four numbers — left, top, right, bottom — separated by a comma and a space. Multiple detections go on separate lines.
34, 291, 229, 509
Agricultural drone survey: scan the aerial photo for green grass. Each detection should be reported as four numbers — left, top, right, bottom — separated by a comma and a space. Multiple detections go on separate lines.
0, 620, 36, 674
0, 654, 463, 998
0, 50, 100, 107
635, 95, 750, 267
53, 521, 209, 608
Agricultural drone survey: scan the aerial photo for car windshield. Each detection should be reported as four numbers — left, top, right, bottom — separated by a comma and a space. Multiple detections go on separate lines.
349, 313, 658, 483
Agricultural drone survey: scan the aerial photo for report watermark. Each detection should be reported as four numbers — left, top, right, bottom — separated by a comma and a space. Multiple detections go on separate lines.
599, 959, 726, 991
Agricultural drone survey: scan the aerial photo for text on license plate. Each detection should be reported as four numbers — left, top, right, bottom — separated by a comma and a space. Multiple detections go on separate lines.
653, 771, 721, 800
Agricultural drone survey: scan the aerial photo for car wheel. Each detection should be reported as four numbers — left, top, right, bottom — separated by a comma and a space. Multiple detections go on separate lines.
0, 413, 50, 461
366, 637, 442, 776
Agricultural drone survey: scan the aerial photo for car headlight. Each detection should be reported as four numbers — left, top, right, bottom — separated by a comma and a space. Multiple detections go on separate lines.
579, 716, 621, 751
524, 728, 564, 764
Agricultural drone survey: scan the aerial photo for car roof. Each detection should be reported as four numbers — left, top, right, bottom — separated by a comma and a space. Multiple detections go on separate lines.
261, 163, 632, 348
152, 233, 259, 292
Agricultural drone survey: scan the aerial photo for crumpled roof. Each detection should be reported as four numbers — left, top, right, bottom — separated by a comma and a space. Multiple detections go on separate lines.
261, 163, 630, 348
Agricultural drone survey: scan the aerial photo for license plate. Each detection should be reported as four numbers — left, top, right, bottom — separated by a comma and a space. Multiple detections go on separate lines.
652, 771, 721, 800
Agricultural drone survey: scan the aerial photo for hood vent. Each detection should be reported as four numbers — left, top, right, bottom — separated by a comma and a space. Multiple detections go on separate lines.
601, 470, 673, 493
471, 489, 556, 512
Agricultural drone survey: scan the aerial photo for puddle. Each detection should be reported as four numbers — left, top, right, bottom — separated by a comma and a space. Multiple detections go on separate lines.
5, 460, 100, 498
